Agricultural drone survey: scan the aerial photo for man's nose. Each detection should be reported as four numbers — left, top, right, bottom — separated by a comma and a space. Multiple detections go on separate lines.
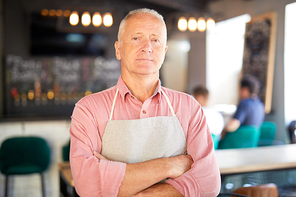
141, 40, 152, 53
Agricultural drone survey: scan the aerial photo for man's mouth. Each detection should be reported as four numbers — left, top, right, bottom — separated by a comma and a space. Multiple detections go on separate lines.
136, 58, 153, 61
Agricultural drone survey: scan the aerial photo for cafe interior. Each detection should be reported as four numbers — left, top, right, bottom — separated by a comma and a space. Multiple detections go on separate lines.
1, 0, 296, 196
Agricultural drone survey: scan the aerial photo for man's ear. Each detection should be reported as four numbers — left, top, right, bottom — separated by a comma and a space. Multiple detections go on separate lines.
114, 41, 121, 60
164, 45, 168, 53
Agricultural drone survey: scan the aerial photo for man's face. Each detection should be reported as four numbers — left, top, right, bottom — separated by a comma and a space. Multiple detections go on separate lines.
194, 95, 207, 107
115, 13, 168, 78
239, 86, 250, 99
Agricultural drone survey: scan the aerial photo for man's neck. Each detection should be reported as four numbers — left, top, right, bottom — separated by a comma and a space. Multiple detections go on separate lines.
122, 74, 159, 103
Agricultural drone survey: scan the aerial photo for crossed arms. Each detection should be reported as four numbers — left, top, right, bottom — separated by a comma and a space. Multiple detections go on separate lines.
69, 97, 220, 197
94, 151, 193, 196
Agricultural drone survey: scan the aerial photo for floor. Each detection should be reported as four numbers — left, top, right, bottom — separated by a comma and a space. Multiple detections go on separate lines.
0, 169, 58, 197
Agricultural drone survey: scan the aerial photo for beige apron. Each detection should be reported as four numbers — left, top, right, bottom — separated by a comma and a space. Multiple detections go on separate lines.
101, 89, 186, 164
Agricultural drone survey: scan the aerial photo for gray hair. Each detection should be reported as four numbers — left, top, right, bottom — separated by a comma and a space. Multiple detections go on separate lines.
117, 8, 167, 43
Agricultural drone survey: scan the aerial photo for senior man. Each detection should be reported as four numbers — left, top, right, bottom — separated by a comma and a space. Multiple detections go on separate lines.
70, 8, 220, 197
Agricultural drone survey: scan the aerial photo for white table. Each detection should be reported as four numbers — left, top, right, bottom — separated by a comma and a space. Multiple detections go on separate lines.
216, 144, 296, 176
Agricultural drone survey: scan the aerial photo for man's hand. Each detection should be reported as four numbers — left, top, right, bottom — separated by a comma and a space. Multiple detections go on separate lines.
133, 183, 183, 197
94, 151, 193, 179
94, 151, 193, 196
167, 154, 193, 179
220, 129, 227, 140
221, 118, 241, 139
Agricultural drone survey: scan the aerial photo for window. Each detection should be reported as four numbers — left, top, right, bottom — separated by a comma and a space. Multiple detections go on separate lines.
285, 2, 296, 124
206, 14, 251, 107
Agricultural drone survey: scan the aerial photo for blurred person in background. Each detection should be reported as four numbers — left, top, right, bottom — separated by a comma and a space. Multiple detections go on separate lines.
193, 85, 224, 137
221, 75, 265, 139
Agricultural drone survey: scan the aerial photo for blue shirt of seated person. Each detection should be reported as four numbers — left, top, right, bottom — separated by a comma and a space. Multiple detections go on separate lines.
233, 96, 265, 128
221, 75, 265, 138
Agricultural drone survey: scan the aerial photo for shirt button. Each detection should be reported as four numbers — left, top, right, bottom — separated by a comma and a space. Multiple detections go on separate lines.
142, 110, 146, 114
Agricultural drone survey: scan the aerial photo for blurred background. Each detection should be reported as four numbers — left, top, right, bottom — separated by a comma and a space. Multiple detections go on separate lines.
0, 0, 296, 196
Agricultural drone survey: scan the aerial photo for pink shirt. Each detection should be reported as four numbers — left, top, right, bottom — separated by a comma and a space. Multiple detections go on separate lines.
70, 76, 221, 197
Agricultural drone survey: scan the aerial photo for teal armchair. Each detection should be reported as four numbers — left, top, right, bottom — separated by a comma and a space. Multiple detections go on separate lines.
218, 125, 261, 149
211, 134, 220, 150
258, 121, 281, 146
62, 140, 70, 161
0, 136, 51, 197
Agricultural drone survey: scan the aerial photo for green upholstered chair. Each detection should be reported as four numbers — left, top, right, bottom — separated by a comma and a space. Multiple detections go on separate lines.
211, 134, 220, 150
218, 125, 260, 149
258, 121, 279, 146
62, 140, 70, 161
0, 136, 51, 197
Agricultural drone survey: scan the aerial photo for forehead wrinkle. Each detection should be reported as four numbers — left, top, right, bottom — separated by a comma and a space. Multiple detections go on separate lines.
128, 14, 164, 30
117, 9, 167, 44
120, 13, 167, 45
131, 32, 161, 37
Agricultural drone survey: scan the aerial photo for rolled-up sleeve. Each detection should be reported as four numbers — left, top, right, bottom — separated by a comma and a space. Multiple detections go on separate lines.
166, 97, 221, 197
70, 101, 126, 197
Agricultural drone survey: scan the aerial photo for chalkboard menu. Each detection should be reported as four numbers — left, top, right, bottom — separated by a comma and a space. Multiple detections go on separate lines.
242, 12, 277, 114
4, 55, 121, 118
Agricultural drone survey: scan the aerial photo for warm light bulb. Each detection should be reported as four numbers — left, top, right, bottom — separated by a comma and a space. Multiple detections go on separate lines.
92, 12, 102, 27
41, 9, 48, 16
197, 17, 206, 32
103, 12, 113, 27
206, 17, 216, 30
63, 10, 71, 17
188, 17, 197, 32
49, 9, 56, 16
178, 17, 187, 31
56, 9, 63, 17
82, 12, 91, 27
69, 11, 79, 26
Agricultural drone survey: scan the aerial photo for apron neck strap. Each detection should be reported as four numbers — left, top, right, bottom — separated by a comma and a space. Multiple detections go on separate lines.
110, 88, 119, 121
161, 90, 176, 117
109, 88, 176, 121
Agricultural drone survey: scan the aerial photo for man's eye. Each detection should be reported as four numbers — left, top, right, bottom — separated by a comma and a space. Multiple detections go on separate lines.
153, 39, 159, 42
132, 37, 138, 40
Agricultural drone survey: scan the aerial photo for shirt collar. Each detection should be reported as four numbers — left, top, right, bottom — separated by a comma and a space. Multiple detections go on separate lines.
116, 75, 162, 100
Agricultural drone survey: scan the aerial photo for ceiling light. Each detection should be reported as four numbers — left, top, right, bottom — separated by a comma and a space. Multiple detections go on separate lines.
178, 17, 187, 31
49, 9, 56, 17
63, 10, 71, 17
197, 17, 206, 32
177, 14, 215, 33
206, 17, 216, 30
41, 9, 48, 16
81, 12, 91, 27
188, 17, 197, 32
69, 11, 79, 26
92, 12, 102, 27
56, 10, 63, 17
103, 12, 113, 27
